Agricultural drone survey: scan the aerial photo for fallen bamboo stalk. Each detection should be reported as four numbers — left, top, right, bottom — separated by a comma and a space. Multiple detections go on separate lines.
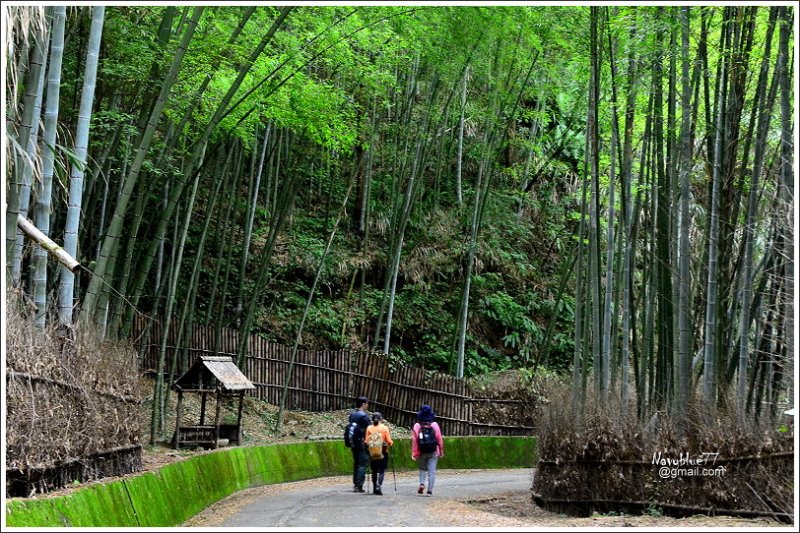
17, 214, 81, 272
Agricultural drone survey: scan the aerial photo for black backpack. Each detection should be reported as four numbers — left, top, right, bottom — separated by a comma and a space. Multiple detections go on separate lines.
344, 421, 358, 448
344, 411, 365, 448
418, 423, 437, 453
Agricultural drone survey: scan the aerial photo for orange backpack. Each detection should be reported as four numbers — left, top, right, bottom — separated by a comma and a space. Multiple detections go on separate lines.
367, 430, 384, 460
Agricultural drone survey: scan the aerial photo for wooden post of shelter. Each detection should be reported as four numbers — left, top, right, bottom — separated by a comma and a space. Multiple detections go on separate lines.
236, 390, 245, 444
175, 390, 184, 448
213, 392, 222, 449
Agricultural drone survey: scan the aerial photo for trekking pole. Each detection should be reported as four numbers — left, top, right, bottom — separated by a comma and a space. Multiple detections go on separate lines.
391, 451, 397, 492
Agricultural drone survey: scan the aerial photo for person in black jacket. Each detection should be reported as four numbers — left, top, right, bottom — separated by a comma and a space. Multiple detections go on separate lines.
348, 396, 371, 492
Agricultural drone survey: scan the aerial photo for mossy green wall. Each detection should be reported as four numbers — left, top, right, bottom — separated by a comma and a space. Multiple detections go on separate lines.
5, 436, 536, 528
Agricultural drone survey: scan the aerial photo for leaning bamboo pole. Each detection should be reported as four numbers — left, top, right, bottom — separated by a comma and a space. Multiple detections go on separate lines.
17, 214, 80, 272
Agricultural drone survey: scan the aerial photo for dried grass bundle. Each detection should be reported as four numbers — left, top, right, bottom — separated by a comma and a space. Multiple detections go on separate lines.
534, 382, 794, 520
5, 288, 146, 472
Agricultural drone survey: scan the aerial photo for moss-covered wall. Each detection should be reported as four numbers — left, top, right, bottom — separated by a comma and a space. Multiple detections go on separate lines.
5, 436, 536, 528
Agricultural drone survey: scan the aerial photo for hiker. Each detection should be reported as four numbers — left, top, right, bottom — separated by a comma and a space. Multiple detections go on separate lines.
364, 412, 393, 495
346, 396, 371, 493
411, 404, 444, 496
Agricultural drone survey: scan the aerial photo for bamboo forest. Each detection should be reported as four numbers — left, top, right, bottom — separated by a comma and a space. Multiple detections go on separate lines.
3, 3, 798, 527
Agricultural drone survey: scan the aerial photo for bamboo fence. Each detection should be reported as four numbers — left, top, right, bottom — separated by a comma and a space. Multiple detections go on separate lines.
131, 317, 534, 436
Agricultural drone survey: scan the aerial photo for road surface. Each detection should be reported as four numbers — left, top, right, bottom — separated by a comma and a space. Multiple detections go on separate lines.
184, 468, 534, 527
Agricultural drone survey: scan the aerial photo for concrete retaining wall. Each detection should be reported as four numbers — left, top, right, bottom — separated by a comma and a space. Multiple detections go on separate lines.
5, 436, 536, 527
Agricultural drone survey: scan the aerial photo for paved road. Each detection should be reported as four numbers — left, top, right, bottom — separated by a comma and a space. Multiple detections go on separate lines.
190, 469, 533, 528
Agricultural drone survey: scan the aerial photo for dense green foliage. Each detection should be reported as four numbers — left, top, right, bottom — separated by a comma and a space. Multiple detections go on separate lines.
7, 6, 589, 372
5, 6, 794, 424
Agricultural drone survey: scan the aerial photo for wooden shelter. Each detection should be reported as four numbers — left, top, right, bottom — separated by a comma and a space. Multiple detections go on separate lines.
171, 355, 254, 449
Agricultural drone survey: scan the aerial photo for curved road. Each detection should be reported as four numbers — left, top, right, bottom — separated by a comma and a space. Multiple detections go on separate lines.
184, 469, 534, 527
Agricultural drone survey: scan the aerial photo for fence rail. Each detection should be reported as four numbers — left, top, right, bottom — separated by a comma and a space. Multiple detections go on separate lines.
131, 317, 533, 436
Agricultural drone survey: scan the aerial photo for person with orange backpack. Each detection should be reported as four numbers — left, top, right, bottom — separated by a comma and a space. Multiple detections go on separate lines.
364, 412, 393, 495
411, 404, 444, 496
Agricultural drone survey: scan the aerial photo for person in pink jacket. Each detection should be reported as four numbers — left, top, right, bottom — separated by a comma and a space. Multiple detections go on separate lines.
411, 404, 444, 496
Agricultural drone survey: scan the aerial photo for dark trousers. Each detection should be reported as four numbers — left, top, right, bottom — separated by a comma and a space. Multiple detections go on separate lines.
352, 445, 369, 487
370, 452, 389, 487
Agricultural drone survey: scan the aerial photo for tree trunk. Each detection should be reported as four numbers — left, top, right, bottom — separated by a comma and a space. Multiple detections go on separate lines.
588, 7, 604, 397
237, 124, 271, 325
702, 19, 728, 410
777, 5, 794, 415
455, 154, 485, 377
601, 6, 620, 397
676, 6, 693, 419
736, 9, 779, 416
11, 28, 48, 284
80, 7, 204, 326
571, 88, 593, 421
455, 66, 468, 207
59, 6, 104, 326
31, 6, 66, 328
650, 7, 675, 409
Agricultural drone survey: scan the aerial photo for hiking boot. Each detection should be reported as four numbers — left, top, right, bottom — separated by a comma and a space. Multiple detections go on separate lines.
418, 484, 424, 494
354, 485, 365, 493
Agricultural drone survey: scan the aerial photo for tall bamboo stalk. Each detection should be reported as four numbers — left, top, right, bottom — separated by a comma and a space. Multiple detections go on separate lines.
702, 14, 729, 410
31, 6, 65, 328
11, 27, 48, 284
59, 6, 105, 326
676, 6, 693, 419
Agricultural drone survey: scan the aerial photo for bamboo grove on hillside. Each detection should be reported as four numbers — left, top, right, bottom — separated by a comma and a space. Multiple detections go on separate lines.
4, 6, 795, 437
568, 6, 794, 420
